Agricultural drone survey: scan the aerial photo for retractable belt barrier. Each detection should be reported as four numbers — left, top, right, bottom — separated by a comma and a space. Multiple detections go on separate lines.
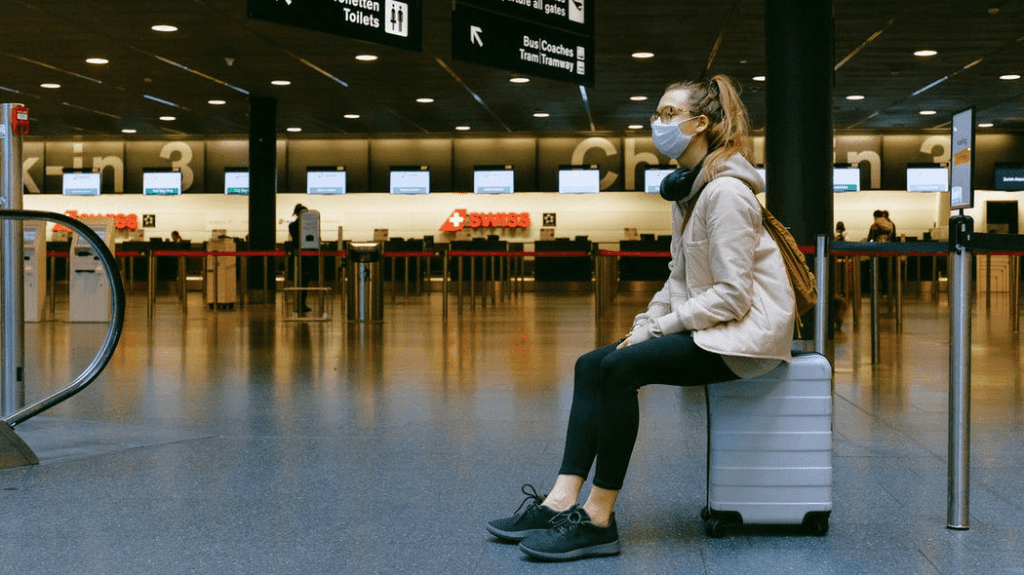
0, 211, 125, 445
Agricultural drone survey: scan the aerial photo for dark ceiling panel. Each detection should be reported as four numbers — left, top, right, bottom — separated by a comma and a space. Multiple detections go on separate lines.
0, 0, 1021, 137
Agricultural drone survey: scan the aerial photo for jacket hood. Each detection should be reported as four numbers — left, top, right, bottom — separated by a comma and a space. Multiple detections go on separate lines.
692, 153, 764, 196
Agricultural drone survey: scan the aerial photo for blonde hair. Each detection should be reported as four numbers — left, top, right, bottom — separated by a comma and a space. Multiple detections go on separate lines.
665, 75, 751, 176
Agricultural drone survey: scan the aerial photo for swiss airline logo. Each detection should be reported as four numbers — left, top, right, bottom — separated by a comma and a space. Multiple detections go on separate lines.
440, 209, 531, 232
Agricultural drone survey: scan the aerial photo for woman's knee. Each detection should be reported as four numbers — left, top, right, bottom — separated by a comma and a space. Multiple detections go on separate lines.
598, 351, 641, 393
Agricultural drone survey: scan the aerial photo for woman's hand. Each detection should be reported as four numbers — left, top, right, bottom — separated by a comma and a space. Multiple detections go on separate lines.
617, 321, 663, 349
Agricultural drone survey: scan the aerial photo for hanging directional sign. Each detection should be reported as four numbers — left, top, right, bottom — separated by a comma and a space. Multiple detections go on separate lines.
452, 2, 595, 86
248, 0, 422, 52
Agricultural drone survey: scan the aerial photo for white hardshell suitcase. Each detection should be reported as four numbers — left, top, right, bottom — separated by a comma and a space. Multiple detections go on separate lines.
702, 351, 833, 537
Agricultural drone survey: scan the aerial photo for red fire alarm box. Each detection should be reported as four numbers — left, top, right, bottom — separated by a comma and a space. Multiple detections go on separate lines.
11, 105, 29, 135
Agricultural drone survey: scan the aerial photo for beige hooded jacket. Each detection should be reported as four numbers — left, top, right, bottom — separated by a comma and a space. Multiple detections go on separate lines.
633, 153, 795, 378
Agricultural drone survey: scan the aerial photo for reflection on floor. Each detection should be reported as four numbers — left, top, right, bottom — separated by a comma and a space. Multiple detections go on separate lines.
2, 288, 1022, 574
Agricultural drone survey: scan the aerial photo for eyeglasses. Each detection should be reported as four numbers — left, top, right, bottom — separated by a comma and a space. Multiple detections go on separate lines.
650, 106, 698, 125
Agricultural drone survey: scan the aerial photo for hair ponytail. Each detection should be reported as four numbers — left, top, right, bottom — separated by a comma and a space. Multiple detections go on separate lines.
665, 75, 752, 176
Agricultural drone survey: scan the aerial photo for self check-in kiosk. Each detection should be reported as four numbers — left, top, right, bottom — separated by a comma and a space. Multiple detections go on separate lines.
22, 221, 46, 322
205, 230, 237, 309
300, 210, 321, 250
69, 217, 116, 323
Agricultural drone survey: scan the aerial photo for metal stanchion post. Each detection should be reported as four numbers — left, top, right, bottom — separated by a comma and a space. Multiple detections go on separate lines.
442, 251, 449, 320
404, 256, 410, 297
212, 251, 220, 313
1012, 255, 1020, 334
470, 256, 476, 312
48, 256, 56, 318
147, 251, 155, 319
948, 215, 972, 531
985, 253, 991, 311
457, 256, 464, 316
814, 235, 829, 355
179, 255, 187, 315
871, 255, 880, 364
896, 256, 904, 333
240, 255, 248, 309
262, 255, 269, 305
852, 256, 861, 330
593, 247, 603, 322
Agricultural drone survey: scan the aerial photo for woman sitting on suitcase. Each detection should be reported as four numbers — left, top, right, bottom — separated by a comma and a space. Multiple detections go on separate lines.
487, 75, 796, 561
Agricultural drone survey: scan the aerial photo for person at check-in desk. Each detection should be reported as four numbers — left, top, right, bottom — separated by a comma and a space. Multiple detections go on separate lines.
487, 75, 797, 561
288, 204, 314, 313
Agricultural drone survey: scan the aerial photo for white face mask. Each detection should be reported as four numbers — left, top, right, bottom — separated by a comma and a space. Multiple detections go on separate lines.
651, 117, 696, 159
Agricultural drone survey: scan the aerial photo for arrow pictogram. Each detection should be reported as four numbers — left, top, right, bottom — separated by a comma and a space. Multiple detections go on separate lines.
470, 26, 483, 47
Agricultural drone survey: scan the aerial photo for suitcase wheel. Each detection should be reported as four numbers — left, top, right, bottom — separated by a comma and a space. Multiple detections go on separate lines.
705, 517, 728, 538
802, 512, 830, 536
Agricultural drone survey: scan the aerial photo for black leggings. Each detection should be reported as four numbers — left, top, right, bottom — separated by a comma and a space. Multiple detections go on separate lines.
557, 332, 737, 490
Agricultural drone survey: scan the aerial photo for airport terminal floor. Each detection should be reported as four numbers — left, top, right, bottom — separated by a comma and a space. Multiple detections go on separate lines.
3, 286, 1023, 574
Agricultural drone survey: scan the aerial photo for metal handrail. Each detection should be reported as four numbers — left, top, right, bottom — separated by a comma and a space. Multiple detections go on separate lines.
0, 210, 125, 427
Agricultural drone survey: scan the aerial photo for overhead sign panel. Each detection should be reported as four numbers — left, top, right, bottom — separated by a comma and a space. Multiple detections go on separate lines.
474, 0, 594, 37
452, 3, 594, 86
248, 0, 422, 52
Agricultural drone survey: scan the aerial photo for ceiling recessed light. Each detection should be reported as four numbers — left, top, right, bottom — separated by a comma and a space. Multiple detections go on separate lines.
919, 110, 937, 116
629, 95, 648, 102
752, 75, 767, 82
533, 112, 550, 118
355, 54, 378, 62
85, 58, 109, 65
416, 97, 434, 103
509, 77, 530, 84
455, 125, 471, 131
914, 50, 938, 57
343, 114, 360, 119
978, 122, 994, 128
286, 127, 302, 133
271, 80, 291, 86
631, 51, 655, 59
121, 129, 137, 134
40, 83, 61, 89
628, 124, 644, 130
151, 24, 178, 33
208, 99, 226, 105
159, 116, 176, 121
999, 74, 1021, 81
845, 94, 865, 101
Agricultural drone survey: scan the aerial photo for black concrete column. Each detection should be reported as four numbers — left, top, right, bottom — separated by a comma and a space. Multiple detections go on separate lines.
248, 95, 277, 303
764, 0, 833, 246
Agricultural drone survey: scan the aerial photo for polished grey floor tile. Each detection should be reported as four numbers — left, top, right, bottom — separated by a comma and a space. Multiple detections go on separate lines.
1, 289, 1021, 574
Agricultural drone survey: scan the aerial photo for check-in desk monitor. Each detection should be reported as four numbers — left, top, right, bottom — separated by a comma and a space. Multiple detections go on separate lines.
644, 165, 676, 193
69, 217, 116, 323
23, 222, 47, 322
473, 165, 513, 194
558, 165, 600, 194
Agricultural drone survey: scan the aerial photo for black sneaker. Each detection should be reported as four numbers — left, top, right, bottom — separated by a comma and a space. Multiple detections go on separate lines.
487, 484, 559, 542
518, 506, 621, 561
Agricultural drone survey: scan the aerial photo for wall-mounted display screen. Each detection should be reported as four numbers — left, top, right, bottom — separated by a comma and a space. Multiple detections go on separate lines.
62, 171, 101, 196
833, 167, 861, 192
473, 166, 514, 194
644, 165, 676, 194
907, 164, 949, 192
143, 170, 182, 196
993, 163, 1024, 191
224, 169, 249, 195
306, 167, 347, 195
391, 166, 430, 194
558, 166, 600, 194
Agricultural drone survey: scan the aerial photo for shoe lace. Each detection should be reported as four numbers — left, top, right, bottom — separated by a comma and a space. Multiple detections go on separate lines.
513, 484, 547, 515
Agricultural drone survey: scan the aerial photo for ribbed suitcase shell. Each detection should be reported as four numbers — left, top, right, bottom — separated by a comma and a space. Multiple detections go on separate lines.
705, 352, 833, 529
